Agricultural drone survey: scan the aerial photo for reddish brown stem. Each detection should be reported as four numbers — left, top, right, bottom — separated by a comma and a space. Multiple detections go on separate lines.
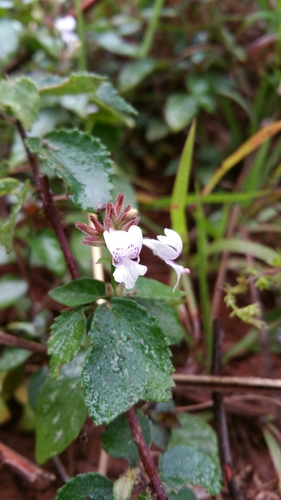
126, 407, 168, 500
0, 331, 47, 353
15, 121, 80, 280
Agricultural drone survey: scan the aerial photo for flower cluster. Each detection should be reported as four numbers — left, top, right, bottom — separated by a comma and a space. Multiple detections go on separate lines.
76, 194, 189, 290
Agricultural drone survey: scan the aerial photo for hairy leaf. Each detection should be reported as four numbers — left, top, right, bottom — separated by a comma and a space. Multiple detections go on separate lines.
35, 352, 87, 464
82, 298, 174, 425
27, 130, 114, 211
37, 72, 105, 96
49, 278, 106, 306
0, 77, 39, 129
55, 473, 113, 500
159, 445, 222, 495
48, 309, 86, 378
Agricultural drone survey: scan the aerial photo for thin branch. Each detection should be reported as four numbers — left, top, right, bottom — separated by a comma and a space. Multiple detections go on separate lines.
211, 320, 245, 500
173, 373, 281, 391
15, 120, 80, 280
0, 331, 47, 353
39, 174, 80, 280
126, 407, 168, 500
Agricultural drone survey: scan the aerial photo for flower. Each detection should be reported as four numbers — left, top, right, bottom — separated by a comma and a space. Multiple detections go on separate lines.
104, 225, 147, 289
143, 228, 190, 290
54, 15, 79, 50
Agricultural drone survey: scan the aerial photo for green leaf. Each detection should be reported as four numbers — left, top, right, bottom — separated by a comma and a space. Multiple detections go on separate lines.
168, 487, 197, 500
27, 129, 114, 212
129, 278, 185, 303
49, 278, 106, 306
82, 298, 174, 425
0, 181, 29, 252
169, 414, 220, 470
37, 72, 105, 96
133, 298, 184, 344
94, 31, 138, 56
48, 309, 86, 378
28, 229, 66, 276
118, 59, 159, 93
35, 352, 88, 464
94, 81, 137, 119
113, 469, 138, 500
0, 19, 21, 66
55, 473, 113, 500
0, 347, 31, 373
204, 238, 279, 266
0, 77, 39, 130
159, 445, 222, 495
0, 177, 20, 196
170, 121, 196, 248
164, 94, 197, 133
102, 409, 151, 465
0, 275, 28, 310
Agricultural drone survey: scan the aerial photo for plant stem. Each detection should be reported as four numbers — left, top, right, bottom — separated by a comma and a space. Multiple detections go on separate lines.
39, 174, 80, 280
138, 0, 165, 58
211, 320, 245, 500
73, 0, 87, 71
15, 121, 80, 280
0, 331, 47, 353
126, 407, 168, 500
173, 373, 281, 391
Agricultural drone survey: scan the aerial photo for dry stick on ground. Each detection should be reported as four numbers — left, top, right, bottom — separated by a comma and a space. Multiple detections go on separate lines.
0, 331, 47, 353
240, 227, 274, 379
14, 118, 167, 497
211, 319, 245, 500
126, 407, 168, 500
173, 373, 281, 391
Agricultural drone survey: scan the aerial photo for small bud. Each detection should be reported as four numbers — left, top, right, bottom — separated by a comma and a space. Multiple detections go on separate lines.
114, 193, 125, 214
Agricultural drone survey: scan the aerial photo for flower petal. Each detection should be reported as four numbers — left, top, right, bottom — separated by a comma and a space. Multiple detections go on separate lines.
157, 228, 182, 255
166, 260, 190, 291
142, 238, 178, 260
113, 259, 147, 289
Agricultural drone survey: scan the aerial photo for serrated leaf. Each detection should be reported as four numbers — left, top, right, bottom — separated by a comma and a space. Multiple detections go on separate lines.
35, 352, 88, 464
55, 473, 113, 500
159, 445, 222, 495
49, 277, 106, 306
0, 177, 20, 196
102, 410, 151, 465
113, 469, 138, 500
94, 80, 137, 119
118, 59, 159, 93
48, 309, 86, 378
0, 347, 31, 372
0, 181, 29, 252
129, 278, 185, 303
164, 93, 197, 133
169, 413, 220, 470
28, 228, 66, 276
27, 130, 114, 212
37, 72, 105, 96
82, 298, 174, 425
133, 298, 184, 344
0, 77, 39, 129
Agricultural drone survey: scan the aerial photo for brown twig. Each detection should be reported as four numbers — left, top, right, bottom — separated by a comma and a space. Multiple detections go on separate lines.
126, 407, 168, 500
0, 331, 47, 353
173, 373, 281, 391
211, 320, 244, 500
0, 441, 55, 483
15, 119, 80, 280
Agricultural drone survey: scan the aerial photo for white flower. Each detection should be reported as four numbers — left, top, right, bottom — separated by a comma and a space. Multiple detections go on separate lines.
143, 228, 190, 291
54, 15, 78, 49
103, 226, 147, 289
